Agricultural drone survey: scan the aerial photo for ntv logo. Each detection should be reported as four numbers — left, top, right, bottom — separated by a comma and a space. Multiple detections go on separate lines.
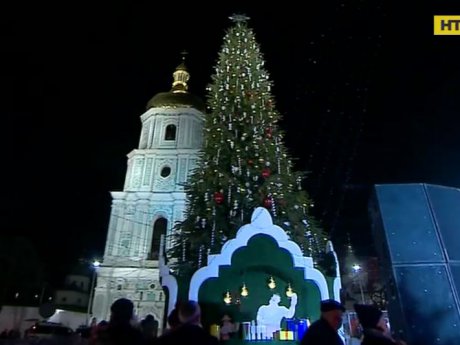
434, 16, 460, 35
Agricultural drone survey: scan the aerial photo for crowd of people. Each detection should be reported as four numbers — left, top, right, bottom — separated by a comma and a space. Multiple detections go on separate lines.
0, 329, 20, 340
88, 298, 217, 345
87, 297, 407, 345
301, 300, 407, 345
0, 297, 407, 345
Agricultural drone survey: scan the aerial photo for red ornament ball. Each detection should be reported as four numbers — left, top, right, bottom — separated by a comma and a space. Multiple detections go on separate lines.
263, 197, 273, 208
265, 128, 273, 139
262, 168, 271, 179
214, 192, 224, 204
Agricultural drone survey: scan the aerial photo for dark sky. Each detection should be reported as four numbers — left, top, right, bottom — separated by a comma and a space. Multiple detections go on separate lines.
2, 1, 460, 282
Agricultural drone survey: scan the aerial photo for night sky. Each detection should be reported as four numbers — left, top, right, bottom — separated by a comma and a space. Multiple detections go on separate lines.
3, 1, 460, 283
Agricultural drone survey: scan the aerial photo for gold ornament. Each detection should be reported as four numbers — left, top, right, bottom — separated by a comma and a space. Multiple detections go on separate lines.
241, 283, 249, 297
224, 291, 232, 305
286, 283, 294, 297
268, 276, 276, 289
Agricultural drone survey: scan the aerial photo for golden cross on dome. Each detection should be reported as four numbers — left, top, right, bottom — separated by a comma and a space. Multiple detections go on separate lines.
180, 50, 188, 61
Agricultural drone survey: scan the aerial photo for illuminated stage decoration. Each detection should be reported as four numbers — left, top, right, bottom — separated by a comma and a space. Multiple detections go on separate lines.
184, 207, 341, 333
188, 207, 332, 301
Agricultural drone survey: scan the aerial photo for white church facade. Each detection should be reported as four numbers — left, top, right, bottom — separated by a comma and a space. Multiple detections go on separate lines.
92, 62, 204, 327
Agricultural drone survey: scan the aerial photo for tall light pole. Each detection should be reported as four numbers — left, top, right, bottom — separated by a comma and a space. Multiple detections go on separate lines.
352, 264, 365, 304
86, 260, 100, 325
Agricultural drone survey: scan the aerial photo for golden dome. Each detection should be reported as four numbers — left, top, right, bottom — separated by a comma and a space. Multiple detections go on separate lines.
147, 61, 205, 112
147, 92, 205, 112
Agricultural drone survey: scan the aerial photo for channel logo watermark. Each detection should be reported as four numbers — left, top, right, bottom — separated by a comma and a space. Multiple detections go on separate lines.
434, 16, 460, 35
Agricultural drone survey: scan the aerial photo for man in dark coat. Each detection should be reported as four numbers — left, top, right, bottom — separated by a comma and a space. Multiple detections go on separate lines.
300, 299, 345, 345
354, 304, 407, 345
90, 298, 144, 345
156, 300, 218, 345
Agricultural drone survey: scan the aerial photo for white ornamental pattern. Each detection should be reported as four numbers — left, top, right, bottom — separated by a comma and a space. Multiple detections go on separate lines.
132, 158, 145, 189
143, 158, 154, 186
154, 158, 176, 191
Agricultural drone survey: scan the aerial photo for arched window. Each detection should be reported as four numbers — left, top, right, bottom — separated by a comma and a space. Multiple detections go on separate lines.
165, 125, 176, 141
149, 218, 167, 260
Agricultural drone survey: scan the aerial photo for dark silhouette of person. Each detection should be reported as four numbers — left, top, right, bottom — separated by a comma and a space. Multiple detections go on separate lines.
156, 300, 218, 345
162, 300, 182, 334
300, 299, 345, 345
140, 314, 158, 343
89, 320, 108, 345
354, 304, 407, 345
166, 308, 181, 331
90, 298, 143, 345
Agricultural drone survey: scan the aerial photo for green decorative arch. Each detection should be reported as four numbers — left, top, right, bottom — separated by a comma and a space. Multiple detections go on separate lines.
198, 234, 322, 330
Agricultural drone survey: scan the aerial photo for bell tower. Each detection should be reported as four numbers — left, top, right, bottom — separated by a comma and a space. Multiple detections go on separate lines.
92, 60, 204, 326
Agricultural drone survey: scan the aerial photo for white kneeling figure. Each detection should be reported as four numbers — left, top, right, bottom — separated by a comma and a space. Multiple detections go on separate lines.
256, 293, 297, 338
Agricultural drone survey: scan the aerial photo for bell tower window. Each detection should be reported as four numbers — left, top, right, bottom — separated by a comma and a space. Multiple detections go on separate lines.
165, 125, 176, 141
149, 217, 167, 260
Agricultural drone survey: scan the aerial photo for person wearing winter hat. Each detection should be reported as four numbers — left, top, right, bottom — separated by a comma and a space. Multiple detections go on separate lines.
354, 304, 407, 345
91, 298, 144, 345
300, 299, 345, 345
156, 301, 218, 345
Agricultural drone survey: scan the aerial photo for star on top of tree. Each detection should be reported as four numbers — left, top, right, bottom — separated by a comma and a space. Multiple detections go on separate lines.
229, 13, 250, 23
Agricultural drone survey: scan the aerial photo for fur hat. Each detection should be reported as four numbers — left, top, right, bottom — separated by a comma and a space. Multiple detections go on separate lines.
320, 299, 345, 312
354, 304, 383, 329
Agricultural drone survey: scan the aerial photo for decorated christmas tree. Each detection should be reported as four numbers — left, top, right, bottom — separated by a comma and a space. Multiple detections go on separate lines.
171, 15, 326, 275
